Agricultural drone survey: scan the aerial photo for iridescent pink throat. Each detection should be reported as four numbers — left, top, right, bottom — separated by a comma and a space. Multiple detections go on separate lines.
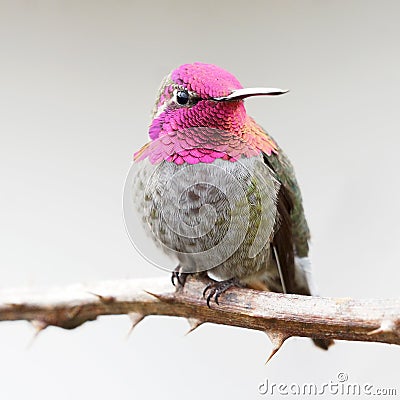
134, 120, 277, 165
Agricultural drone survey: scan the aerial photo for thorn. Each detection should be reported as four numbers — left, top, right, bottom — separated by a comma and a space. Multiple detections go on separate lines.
87, 292, 115, 304
126, 312, 145, 339
367, 319, 398, 336
143, 290, 168, 301
27, 320, 48, 349
264, 330, 290, 364
31, 319, 48, 332
185, 318, 203, 335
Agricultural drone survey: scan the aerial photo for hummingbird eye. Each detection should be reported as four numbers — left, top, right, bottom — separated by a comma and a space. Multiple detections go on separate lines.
176, 90, 190, 105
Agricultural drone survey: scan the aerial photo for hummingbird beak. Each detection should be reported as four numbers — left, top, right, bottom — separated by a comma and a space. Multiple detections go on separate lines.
213, 87, 289, 101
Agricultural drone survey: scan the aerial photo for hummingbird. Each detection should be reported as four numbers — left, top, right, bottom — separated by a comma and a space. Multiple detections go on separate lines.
131, 62, 333, 350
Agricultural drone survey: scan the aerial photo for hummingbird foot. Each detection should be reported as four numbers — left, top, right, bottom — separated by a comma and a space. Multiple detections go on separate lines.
171, 266, 190, 288
202, 278, 241, 307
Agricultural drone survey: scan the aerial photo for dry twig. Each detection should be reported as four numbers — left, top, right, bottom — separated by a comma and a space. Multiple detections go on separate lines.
0, 275, 399, 358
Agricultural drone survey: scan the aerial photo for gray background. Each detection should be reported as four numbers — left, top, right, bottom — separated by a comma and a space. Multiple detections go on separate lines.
0, 1, 399, 399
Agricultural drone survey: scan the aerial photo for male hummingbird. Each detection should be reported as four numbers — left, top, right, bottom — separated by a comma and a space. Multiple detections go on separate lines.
130, 62, 333, 350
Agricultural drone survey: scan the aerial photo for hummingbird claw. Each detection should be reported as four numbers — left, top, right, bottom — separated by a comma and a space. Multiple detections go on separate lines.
202, 278, 240, 308
171, 267, 189, 288
206, 292, 213, 308
202, 283, 211, 298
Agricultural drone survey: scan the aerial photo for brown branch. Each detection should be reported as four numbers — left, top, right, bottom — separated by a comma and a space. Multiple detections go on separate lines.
0, 275, 399, 357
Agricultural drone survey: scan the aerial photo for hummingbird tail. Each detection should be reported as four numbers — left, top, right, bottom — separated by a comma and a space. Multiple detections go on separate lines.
312, 338, 335, 350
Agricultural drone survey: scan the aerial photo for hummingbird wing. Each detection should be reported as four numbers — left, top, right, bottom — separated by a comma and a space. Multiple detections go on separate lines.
264, 147, 310, 258
262, 146, 311, 295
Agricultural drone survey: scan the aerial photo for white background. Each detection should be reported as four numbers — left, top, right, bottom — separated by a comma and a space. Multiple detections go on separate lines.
0, 1, 399, 399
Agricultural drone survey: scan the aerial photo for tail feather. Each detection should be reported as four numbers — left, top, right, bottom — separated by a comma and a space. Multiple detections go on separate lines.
294, 257, 335, 350
312, 338, 335, 350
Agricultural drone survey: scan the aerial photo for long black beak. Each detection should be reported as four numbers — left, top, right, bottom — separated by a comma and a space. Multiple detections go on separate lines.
213, 87, 289, 101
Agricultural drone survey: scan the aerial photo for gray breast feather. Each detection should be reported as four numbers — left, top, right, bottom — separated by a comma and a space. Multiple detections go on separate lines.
130, 156, 280, 280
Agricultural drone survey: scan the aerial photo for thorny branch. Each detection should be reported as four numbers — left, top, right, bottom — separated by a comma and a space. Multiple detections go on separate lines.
0, 275, 399, 359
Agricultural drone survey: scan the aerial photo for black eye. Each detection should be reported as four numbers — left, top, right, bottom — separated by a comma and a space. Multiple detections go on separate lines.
176, 90, 189, 105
